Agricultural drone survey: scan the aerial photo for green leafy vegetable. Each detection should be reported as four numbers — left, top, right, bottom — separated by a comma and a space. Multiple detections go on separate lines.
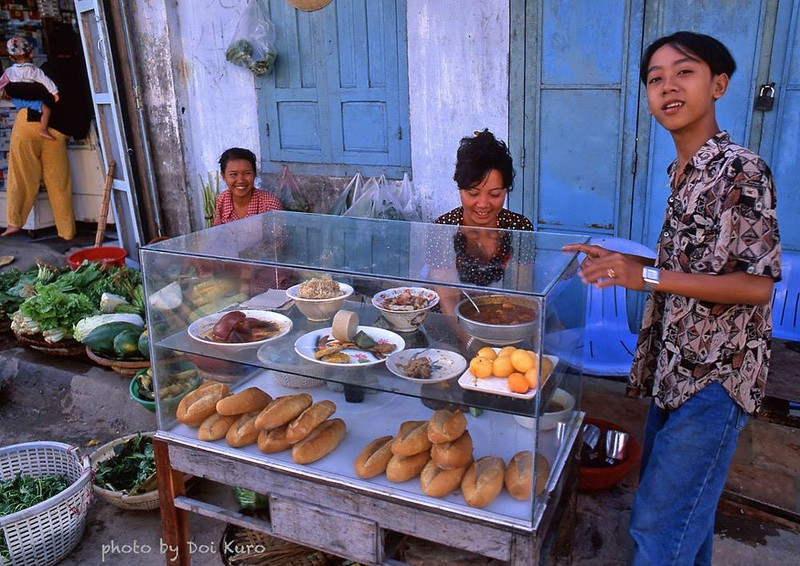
94, 434, 156, 495
0, 473, 70, 516
19, 284, 96, 333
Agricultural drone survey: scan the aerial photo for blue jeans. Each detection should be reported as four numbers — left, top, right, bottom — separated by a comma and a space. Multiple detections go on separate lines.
630, 383, 749, 566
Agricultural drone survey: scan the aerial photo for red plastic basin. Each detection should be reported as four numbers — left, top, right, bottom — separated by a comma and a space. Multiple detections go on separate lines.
579, 417, 642, 493
66, 246, 128, 270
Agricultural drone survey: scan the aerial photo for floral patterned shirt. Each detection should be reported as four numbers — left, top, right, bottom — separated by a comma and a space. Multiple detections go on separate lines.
629, 132, 781, 414
213, 189, 283, 226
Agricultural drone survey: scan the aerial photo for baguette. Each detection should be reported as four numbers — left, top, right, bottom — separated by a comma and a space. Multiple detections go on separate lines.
216, 387, 272, 416
291, 418, 346, 464
354, 435, 394, 479
255, 393, 313, 431
257, 425, 292, 454
176, 382, 230, 427
225, 410, 261, 448
430, 430, 473, 470
391, 420, 431, 456
385, 451, 431, 483
505, 450, 550, 500
461, 456, 506, 508
427, 409, 467, 443
197, 413, 238, 441
420, 459, 471, 498
286, 400, 337, 444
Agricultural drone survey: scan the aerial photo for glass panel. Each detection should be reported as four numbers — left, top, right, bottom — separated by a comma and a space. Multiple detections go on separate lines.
141, 211, 587, 530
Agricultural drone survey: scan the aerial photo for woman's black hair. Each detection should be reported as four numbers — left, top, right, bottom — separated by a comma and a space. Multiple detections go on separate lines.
219, 147, 257, 174
640, 31, 736, 84
453, 129, 515, 192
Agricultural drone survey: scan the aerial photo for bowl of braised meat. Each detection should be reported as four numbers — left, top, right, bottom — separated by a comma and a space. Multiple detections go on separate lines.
456, 295, 539, 345
187, 309, 292, 351
371, 287, 440, 332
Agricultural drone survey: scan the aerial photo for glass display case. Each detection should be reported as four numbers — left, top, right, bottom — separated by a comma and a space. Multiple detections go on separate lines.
141, 211, 587, 565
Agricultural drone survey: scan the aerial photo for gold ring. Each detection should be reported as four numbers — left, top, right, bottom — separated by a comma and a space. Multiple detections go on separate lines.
607, 268, 616, 279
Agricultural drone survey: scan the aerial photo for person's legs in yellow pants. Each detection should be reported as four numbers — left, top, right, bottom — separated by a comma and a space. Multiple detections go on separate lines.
4, 108, 75, 240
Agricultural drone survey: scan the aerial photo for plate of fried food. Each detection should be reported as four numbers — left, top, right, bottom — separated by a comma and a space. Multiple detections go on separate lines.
385, 348, 467, 383
294, 326, 405, 367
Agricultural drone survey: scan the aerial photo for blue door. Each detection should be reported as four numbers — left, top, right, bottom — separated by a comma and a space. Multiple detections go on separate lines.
514, 0, 798, 251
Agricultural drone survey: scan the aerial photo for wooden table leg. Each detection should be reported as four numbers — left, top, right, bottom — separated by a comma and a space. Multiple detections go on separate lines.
154, 438, 190, 565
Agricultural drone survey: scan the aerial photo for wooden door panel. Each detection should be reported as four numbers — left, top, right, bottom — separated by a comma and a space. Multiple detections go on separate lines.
538, 90, 621, 231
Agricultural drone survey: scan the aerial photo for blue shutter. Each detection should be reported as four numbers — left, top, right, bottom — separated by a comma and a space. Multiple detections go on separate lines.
261, 0, 409, 176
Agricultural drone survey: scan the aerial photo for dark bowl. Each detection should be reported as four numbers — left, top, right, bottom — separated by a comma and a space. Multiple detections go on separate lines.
579, 417, 641, 492
455, 295, 539, 345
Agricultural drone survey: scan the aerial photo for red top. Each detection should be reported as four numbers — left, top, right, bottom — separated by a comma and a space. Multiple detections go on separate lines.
212, 189, 283, 226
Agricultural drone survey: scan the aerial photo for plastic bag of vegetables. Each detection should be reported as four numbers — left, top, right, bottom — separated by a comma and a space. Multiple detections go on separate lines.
225, 0, 277, 76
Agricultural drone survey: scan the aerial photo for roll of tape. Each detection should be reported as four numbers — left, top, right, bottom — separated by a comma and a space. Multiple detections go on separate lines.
332, 310, 359, 342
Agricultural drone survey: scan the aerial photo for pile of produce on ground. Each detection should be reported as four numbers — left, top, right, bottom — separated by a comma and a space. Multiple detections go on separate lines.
10, 260, 145, 347
0, 473, 70, 559
94, 434, 156, 495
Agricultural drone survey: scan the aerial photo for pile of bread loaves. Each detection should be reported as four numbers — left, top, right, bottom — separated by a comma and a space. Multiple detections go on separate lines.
355, 409, 550, 507
176, 383, 345, 464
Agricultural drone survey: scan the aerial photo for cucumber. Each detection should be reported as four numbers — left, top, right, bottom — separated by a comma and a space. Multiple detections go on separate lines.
138, 329, 150, 359
82, 322, 144, 355
114, 329, 143, 358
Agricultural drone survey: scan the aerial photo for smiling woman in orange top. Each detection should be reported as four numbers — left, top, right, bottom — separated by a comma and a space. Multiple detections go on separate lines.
212, 147, 282, 226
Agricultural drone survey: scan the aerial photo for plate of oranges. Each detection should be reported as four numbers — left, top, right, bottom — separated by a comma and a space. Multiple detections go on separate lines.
457, 346, 558, 399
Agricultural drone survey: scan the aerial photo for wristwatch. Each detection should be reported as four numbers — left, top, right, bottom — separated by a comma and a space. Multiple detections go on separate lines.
642, 266, 660, 292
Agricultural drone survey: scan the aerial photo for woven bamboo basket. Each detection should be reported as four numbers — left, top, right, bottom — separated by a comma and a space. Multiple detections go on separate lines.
85, 347, 150, 377
13, 331, 86, 357
0, 442, 93, 566
89, 432, 160, 511
219, 511, 338, 566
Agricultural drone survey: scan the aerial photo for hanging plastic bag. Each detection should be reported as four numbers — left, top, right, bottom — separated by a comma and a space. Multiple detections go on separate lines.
226, 0, 278, 76
343, 176, 380, 218
397, 173, 423, 222
276, 165, 310, 212
369, 175, 406, 220
330, 172, 366, 215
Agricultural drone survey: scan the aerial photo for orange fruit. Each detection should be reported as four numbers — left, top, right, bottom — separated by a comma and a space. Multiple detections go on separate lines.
476, 347, 498, 361
470, 356, 494, 379
498, 346, 518, 358
510, 349, 535, 373
508, 372, 529, 393
492, 356, 514, 378
523, 367, 539, 389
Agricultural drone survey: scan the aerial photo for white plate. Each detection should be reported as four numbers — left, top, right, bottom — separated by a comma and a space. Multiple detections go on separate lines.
457, 352, 559, 400
187, 309, 292, 348
294, 326, 405, 367
386, 348, 467, 383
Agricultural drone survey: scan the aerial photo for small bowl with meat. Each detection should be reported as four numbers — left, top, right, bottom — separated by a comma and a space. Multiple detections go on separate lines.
187, 309, 293, 351
286, 278, 355, 322
456, 295, 539, 345
371, 287, 440, 332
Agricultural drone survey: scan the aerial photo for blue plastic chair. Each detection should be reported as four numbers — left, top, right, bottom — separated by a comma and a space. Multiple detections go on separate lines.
772, 251, 799, 343
549, 236, 657, 378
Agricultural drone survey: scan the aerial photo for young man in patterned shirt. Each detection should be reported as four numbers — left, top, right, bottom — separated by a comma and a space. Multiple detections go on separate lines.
564, 32, 781, 565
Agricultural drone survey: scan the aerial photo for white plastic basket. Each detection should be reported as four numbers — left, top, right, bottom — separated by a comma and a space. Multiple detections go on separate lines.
0, 442, 92, 566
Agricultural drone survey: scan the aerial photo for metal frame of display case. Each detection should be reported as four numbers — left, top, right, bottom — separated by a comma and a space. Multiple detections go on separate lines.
142, 211, 588, 565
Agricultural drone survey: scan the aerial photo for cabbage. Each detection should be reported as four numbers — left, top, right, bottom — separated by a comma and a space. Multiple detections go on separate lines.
73, 313, 144, 343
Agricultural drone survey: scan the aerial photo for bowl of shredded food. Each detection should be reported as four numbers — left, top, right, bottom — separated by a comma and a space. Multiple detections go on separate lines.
286, 278, 354, 322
